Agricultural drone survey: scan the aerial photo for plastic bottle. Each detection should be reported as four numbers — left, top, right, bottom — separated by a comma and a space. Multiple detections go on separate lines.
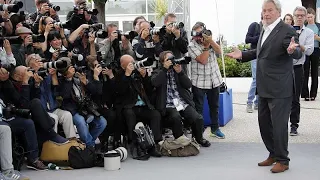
48, 163, 59, 170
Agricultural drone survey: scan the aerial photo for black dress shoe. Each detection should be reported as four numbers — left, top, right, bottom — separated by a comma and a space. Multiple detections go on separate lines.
198, 139, 211, 147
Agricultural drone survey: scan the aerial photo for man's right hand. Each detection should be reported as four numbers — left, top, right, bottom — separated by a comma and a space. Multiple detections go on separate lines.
24, 35, 33, 47
109, 32, 118, 42
141, 28, 150, 40
40, 3, 50, 14
22, 70, 34, 85
163, 59, 173, 69
226, 48, 242, 59
125, 62, 134, 76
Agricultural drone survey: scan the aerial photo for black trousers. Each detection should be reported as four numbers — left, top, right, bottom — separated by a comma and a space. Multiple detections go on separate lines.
192, 86, 220, 131
99, 108, 117, 143
163, 106, 204, 142
122, 106, 162, 143
302, 49, 319, 98
290, 65, 304, 128
258, 96, 292, 165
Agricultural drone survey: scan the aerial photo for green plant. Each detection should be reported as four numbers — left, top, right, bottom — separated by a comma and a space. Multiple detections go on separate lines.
149, 0, 168, 21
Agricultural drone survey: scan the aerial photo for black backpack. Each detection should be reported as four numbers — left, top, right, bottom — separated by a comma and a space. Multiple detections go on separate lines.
68, 146, 95, 169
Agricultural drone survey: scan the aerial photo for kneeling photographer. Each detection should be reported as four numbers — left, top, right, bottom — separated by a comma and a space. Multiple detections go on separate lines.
57, 57, 106, 148
114, 55, 162, 159
26, 54, 77, 139
5, 65, 68, 145
99, 23, 134, 69
151, 51, 211, 147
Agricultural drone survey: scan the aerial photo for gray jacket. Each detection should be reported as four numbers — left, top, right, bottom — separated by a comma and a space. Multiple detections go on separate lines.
98, 39, 135, 64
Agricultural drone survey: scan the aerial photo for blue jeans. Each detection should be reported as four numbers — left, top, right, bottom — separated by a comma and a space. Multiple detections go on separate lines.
73, 113, 107, 147
247, 59, 259, 105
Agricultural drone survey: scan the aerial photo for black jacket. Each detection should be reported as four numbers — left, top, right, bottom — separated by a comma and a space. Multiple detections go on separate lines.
133, 36, 163, 61
161, 29, 189, 58
58, 74, 102, 115
151, 67, 194, 115
114, 70, 154, 109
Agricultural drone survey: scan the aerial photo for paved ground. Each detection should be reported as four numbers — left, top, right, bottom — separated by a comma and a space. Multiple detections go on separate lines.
23, 93, 320, 180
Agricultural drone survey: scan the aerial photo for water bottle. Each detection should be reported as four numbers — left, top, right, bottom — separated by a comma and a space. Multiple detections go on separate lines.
48, 163, 59, 170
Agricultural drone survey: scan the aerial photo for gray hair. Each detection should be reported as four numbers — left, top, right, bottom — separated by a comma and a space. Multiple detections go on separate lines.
293, 6, 307, 16
263, 0, 282, 14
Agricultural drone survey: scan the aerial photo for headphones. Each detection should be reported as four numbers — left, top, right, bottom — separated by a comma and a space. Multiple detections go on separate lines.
191, 21, 206, 36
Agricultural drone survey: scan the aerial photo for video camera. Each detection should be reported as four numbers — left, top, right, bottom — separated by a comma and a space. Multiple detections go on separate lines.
167, 55, 191, 65
2, 104, 30, 120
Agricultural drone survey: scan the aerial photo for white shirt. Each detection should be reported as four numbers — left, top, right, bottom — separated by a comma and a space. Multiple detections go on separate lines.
293, 25, 314, 65
261, 17, 281, 46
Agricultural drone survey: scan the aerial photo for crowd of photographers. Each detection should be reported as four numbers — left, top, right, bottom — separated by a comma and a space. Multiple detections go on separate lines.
0, 0, 224, 179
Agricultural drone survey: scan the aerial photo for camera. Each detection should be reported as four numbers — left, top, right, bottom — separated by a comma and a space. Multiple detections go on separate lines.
167, 55, 191, 65
0, 4, 21, 13
115, 30, 137, 40
54, 21, 72, 29
0, 36, 22, 46
9, 11, 27, 24
170, 22, 184, 29
11, 0, 23, 9
92, 30, 108, 39
29, 69, 48, 78
133, 57, 154, 70
88, 23, 103, 31
43, 60, 68, 70
191, 29, 212, 37
78, 97, 101, 120
149, 27, 166, 37
2, 104, 30, 120
32, 34, 45, 43
86, 9, 98, 16
75, 66, 86, 73
48, 3, 60, 12
69, 48, 84, 65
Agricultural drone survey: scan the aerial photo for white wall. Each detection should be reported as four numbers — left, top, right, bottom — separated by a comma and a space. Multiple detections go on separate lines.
190, 0, 302, 45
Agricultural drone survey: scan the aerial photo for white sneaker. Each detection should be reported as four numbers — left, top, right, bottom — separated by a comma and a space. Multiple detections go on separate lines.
175, 135, 191, 146
246, 104, 253, 113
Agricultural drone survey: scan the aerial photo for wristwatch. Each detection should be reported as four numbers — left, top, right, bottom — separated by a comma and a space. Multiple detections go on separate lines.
203, 48, 209, 51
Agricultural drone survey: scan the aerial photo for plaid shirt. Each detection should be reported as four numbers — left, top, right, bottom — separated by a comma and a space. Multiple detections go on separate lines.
188, 40, 223, 89
166, 70, 188, 110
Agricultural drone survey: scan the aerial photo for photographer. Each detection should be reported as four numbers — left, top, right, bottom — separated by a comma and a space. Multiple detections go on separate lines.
11, 27, 44, 66
133, 21, 163, 74
161, 13, 188, 72
0, 0, 13, 36
0, 69, 47, 171
0, 39, 16, 67
68, 24, 98, 66
99, 23, 134, 68
114, 55, 162, 158
151, 51, 211, 147
188, 22, 225, 139
26, 54, 77, 138
57, 57, 107, 148
42, 23, 68, 57
2, 66, 68, 145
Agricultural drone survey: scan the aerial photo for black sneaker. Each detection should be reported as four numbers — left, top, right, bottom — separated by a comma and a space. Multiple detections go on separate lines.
198, 138, 211, 147
27, 160, 48, 171
149, 144, 162, 157
290, 127, 298, 136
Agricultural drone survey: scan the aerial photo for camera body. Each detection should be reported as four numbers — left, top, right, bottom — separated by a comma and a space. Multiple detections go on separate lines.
77, 97, 101, 119
191, 29, 212, 37
167, 55, 191, 65
133, 57, 154, 70
48, 3, 60, 12
43, 60, 68, 70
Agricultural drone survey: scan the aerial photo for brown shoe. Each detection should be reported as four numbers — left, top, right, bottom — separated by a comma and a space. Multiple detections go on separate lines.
270, 163, 289, 173
258, 157, 276, 166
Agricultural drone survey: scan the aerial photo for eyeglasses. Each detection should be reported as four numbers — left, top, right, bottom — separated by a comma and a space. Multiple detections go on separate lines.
294, 14, 305, 18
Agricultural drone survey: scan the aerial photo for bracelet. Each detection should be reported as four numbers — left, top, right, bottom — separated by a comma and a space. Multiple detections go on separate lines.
203, 48, 209, 51
61, 37, 66, 39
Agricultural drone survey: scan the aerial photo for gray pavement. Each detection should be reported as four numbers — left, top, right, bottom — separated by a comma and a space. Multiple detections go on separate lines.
23, 93, 320, 180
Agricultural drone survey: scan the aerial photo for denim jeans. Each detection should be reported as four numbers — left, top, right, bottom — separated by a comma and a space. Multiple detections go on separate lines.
73, 113, 107, 147
247, 59, 259, 105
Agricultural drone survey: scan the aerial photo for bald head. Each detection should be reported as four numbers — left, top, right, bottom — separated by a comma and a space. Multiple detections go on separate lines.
120, 55, 134, 70
11, 66, 28, 82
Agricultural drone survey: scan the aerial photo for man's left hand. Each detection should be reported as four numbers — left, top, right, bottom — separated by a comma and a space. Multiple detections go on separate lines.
287, 37, 299, 54
138, 68, 147, 77
34, 73, 44, 84
173, 64, 182, 73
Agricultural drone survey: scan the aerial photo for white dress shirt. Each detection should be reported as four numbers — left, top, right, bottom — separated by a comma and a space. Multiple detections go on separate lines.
261, 17, 281, 46
293, 25, 314, 65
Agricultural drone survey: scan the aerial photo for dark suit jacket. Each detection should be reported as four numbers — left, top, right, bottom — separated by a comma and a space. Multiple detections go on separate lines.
241, 20, 302, 98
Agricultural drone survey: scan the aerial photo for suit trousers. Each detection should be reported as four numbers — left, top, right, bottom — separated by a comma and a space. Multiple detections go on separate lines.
258, 96, 292, 165
290, 65, 304, 128
0, 122, 13, 172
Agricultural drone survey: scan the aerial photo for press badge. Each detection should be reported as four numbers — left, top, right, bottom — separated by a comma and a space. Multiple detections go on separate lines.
173, 98, 184, 111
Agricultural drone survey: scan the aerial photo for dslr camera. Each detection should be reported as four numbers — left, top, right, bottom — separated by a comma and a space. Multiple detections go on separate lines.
167, 55, 191, 65
48, 3, 60, 12
2, 104, 30, 119
133, 57, 154, 70
0, 3, 23, 13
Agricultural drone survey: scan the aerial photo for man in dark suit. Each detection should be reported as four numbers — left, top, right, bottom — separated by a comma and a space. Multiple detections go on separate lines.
227, 0, 302, 173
